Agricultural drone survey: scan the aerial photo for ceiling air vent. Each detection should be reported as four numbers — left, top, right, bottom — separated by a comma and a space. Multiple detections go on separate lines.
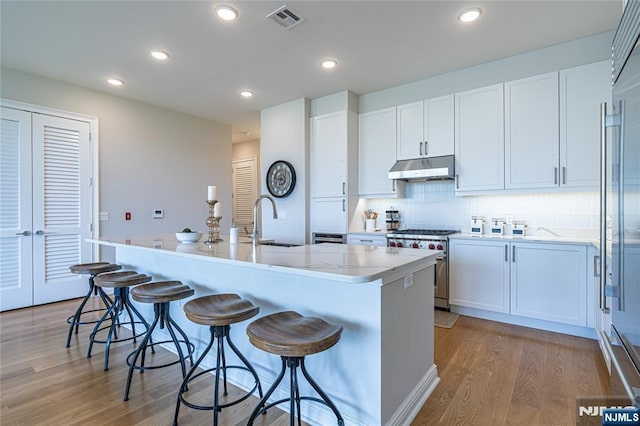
266, 5, 305, 30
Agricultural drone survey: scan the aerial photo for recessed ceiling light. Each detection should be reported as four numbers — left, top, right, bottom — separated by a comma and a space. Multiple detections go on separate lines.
321, 59, 338, 69
215, 4, 238, 21
150, 50, 170, 61
240, 90, 254, 98
107, 78, 124, 86
458, 7, 482, 23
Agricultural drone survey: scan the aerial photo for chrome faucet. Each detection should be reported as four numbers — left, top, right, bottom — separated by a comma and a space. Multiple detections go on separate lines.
249, 194, 278, 245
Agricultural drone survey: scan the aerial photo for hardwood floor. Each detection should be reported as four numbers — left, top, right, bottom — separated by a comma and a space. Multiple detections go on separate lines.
413, 315, 611, 426
1, 299, 610, 425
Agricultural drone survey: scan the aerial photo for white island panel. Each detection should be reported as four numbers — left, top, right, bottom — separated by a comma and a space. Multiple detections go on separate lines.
90, 235, 439, 425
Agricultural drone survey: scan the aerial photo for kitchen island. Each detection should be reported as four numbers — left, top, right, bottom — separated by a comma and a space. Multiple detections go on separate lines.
88, 234, 441, 425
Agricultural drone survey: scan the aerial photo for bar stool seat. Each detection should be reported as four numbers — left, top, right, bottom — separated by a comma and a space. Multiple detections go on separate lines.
123, 281, 195, 401
246, 311, 344, 426
66, 262, 121, 348
88, 271, 152, 371
173, 294, 262, 426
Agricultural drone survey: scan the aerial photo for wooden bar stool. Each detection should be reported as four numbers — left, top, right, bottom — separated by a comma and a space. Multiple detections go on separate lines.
246, 311, 344, 426
66, 262, 122, 348
173, 294, 263, 426
88, 271, 152, 371
123, 281, 196, 401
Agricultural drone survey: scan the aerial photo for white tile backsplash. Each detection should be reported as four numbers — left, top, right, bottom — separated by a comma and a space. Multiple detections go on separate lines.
364, 181, 599, 234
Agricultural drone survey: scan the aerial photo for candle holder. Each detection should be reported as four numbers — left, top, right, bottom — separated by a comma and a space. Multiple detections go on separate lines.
204, 200, 223, 244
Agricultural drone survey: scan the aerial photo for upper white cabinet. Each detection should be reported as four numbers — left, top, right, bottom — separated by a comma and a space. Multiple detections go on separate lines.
505, 72, 559, 189
454, 84, 505, 191
359, 107, 403, 198
424, 95, 455, 157
560, 60, 611, 188
311, 111, 348, 198
396, 95, 454, 161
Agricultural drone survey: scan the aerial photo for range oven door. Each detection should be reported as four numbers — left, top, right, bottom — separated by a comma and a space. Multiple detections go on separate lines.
434, 255, 448, 309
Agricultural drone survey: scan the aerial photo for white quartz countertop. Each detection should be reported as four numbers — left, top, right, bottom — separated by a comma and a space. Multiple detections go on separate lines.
88, 234, 440, 283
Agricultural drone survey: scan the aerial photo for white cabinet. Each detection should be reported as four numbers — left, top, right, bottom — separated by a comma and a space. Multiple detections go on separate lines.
312, 198, 347, 234
310, 109, 358, 235
358, 107, 403, 198
347, 233, 387, 247
510, 242, 587, 326
449, 239, 510, 313
454, 84, 505, 191
560, 60, 611, 188
396, 95, 454, 161
311, 111, 348, 198
424, 95, 454, 157
450, 238, 588, 327
505, 72, 559, 189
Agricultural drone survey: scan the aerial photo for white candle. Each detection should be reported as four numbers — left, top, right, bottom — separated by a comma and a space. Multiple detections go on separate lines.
213, 202, 222, 217
207, 185, 217, 201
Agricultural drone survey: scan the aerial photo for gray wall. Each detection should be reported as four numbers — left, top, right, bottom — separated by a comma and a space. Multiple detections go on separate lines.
1, 67, 232, 259
359, 31, 614, 113
260, 98, 309, 245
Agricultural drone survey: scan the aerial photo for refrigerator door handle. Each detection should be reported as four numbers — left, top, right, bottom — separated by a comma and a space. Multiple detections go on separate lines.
599, 102, 609, 313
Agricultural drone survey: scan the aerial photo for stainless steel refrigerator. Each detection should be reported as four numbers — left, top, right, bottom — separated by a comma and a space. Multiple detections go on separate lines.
601, 0, 640, 408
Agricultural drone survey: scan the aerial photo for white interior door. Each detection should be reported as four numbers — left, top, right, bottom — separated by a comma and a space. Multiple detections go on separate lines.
232, 158, 257, 237
32, 113, 90, 305
0, 107, 33, 311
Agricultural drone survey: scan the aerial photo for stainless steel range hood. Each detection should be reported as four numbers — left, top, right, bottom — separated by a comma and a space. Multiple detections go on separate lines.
388, 155, 455, 181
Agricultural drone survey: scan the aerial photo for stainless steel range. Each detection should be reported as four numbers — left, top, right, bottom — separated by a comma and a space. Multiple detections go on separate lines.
386, 229, 459, 310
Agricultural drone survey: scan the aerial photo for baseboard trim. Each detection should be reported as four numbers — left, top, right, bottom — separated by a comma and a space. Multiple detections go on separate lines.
385, 364, 440, 426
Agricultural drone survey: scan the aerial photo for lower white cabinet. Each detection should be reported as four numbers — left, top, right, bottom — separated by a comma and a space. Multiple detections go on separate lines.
510, 242, 587, 326
312, 198, 347, 234
449, 239, 510, 313
347, 233, 387, 247
450, 238, 588, 326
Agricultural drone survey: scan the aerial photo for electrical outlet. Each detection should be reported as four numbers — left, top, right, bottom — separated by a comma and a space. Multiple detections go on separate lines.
403, 274, 414, 289
505, 214, 513, 225
99, 212, 109, 221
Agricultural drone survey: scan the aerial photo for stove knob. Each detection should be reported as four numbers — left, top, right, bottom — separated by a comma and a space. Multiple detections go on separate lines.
436, 244, 443, 250
412, 243, 419, 248
397, 242, 404, 248
389, 241, 396, 247
428, 243, 435, 249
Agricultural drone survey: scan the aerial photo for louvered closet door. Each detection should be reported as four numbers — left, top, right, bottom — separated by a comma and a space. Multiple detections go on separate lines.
0, 107, 33, 311
232, 158, 257, 237
32, 114, 90, 305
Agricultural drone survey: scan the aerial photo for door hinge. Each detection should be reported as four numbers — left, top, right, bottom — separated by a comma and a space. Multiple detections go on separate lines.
90, 177, 93, 187
89, 131, 92, 142
90, 223, 93, 232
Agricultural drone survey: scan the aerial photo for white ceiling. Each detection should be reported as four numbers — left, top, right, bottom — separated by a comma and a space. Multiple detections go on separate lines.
1, 1, 621, 143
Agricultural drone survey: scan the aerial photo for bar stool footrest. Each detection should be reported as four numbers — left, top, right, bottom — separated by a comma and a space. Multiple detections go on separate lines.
66, 307, 110, 326
178, 365, 260, 411
126, 340, 195, 371
91, 321, 148, 344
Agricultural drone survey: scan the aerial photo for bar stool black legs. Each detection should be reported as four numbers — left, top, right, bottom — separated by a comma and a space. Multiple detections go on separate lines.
173, 324, 263, 426
87, 272, 152, 371
247, 356, 344, 426
123, 281, 196, 401
66, 262, 121, 348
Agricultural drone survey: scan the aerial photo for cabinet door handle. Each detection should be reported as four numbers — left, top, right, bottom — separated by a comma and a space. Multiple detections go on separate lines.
342, 182, 346, 195
419, 141, 423, 156
16, 231, 31, 236
455, 174, 459, 190
554, 167, 558, 185
562, 166, 567, 185
504, 245, 508, 262
424, 141, 428, 156
392, 179, 396, 192
342, 199, 345, 212
512, 245, 516, 262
